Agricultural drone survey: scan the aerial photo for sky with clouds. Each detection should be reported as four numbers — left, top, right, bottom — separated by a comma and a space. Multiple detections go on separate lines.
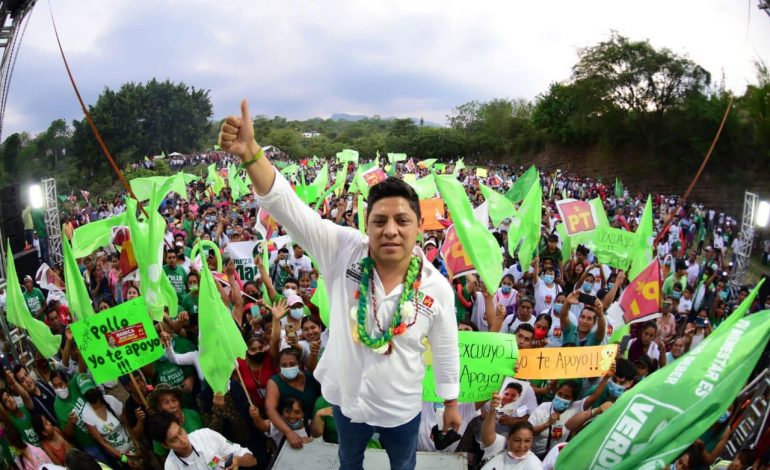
3, 0, 770, 137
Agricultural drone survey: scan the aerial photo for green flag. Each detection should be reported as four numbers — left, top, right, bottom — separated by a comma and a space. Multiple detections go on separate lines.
227, 164, 250, 201
336, 149, 359, 164
615, 177, 624, 199
63, 237, 96, 322
409, 174, 438, 200
508, 179, 542, 270
479, 184, 516, 228
280, 164, 299, 176
310, 163, 329, 194
311, 276, 331, 328
628, 195, 654, 280
418, 158, 437, 170
5, 241, 61, 358
505, 165, 538, 203
452, 158, 465, 177
433, 163, 447, 174
206, 164, 225, 195
556, 308, 770, 470
387, 153, 407, 163
435, 175, 503, 293
590, 197, 609, 228
130, 173, 197, 205
197, 242, 247, 394
125, 193, 178, 322
70, 213, 127, 258
556, 222, 572, 263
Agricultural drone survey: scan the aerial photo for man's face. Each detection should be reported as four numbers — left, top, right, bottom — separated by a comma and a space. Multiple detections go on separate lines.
366, 197, 421, 265
48, 312, 61, 330
24, 279, 33, 291
164, 422, 192, 456
158, 394, 181, 416
293, 245, 303, 258
577, 309, 596, 333
165, 252, 177, 269
515, 330, 533, 349
15, 367, 36, 393
501, 387, 520, 405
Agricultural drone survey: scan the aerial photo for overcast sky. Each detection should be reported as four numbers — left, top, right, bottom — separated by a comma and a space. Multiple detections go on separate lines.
3, 0, 770, 137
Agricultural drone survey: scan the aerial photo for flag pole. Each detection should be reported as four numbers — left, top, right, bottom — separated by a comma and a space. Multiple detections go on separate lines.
129, 373, 149, 409
233, 362, 254, 408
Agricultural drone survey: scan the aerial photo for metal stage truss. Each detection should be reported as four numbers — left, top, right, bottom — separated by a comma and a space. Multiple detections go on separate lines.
42, 177, 62, 266
731, 191, 756, 292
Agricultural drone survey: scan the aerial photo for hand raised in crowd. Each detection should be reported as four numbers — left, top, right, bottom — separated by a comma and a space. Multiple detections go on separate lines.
212, 392, 226, 409
565, 290, 580, 305
219, 100, 256, 159
160, 331, 172, 348
271, 298, 289, 322
134, 408, 146, 423
224, 259, 236, 277
592, 298, 604, 315
181, 375, 195, 393
310, 340, 321, 356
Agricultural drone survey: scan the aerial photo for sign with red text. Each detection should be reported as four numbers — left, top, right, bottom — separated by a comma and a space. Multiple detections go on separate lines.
556, 199, 597, 236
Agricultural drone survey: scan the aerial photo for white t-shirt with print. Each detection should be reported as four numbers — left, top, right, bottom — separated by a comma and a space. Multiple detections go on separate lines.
81, 394, 133, 453
528, 399, 586, 457
534, 279, 559, 315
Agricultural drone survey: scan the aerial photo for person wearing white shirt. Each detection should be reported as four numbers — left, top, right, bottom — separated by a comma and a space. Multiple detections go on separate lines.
479, 395, 543, 469
146, 412, 256, 470
500, 299, 536, 334
288, 243, 313, 278
532, 258, 560, 314
220, 102, 460, 470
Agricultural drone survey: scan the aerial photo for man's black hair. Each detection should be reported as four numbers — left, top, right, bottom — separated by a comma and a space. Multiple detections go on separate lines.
615, 358, 636, 381
64, 449, 103, 470
145, 411, 180, 444
514, 323, 535, 335
366, 177, 421, 222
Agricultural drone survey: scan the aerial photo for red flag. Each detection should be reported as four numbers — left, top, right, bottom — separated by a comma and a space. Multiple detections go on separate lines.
440, 225, 476, 280
556, 199, 596, 235
406, 158, 416, 173
619, 258, 661, 323
361, 167, 388, 187
80, 190, 90, 202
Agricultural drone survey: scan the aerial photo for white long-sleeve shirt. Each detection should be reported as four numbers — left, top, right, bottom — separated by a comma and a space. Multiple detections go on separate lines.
256, 169, 459, 427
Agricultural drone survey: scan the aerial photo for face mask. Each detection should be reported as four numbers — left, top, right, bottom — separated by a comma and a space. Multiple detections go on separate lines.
583, 282, 594, 293
54, 387, 70, 400
672, 291, 682, 299
719, 291, 728, 301
607, 282, 614, 290
543, 274, 554, 285
283, 289, 297, 297
189, 284, 199, 293
225, 229, 234, 236
553, 303, 563, 314
607, 379, 625, 398
287, 418, 304, 430
290, 308, 304, 320
717, 411, 730, 424
552, 395, 571, 412
248, 352, 265, 363
281, 366, 300, 380
501, 286, 512, 295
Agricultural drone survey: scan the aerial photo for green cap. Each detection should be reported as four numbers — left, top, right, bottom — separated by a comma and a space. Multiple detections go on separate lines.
75, 373, 97, 395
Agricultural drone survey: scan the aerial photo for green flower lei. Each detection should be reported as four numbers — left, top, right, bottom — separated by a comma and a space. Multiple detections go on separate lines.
356, 255, 422, 353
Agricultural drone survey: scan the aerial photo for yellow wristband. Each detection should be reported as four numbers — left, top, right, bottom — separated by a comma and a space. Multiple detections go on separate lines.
241, 148, 264, 170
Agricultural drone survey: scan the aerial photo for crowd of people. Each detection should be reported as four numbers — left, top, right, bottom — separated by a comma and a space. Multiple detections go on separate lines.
0, 139, 768, 470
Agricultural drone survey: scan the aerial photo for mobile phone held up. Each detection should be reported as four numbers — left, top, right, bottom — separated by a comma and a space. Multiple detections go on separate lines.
578, 292, 596, 306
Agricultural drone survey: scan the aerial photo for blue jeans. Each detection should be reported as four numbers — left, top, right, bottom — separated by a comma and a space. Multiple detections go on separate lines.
332, 406, 420, 470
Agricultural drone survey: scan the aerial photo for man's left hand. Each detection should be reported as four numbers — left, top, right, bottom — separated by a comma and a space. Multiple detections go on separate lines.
443, 402, 462, 432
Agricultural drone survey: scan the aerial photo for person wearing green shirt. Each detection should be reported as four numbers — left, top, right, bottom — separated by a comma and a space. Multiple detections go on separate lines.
31, 207, 51, 265
163, 250, 188, 299
662, 260, 688, 298
22, 205, 34, 247
0, 389, 41, 446
149, 336, 198, 410
50, 371, 112, 463
560, 290, 607, 347
22, 275, 47, 320
148, 384, 203, 457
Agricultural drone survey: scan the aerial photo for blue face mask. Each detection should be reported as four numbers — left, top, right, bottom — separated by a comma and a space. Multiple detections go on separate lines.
543, 274, 555, 285
281, 366, 300, 380
501, 286, 512, 295
607, 283, 614, 290
290, 308, 304, 320
287, 418, 304, 430
583, 282, 594, 293
553, 303, 563, 314
717, 411, 730, 424
672, 291, 682, 299
552, 395, 571, 412
607, 379, 625, 398
719, 291, 728, 301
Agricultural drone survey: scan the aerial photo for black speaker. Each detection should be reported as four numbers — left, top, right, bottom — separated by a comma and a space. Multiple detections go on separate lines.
0, 184, 25, 253
12, 249, 39, 285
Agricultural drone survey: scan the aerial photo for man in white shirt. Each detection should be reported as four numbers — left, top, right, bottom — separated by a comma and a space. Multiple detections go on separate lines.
147, 412, 257, 470
288, 243, 313, 278
219, 100, 460, 470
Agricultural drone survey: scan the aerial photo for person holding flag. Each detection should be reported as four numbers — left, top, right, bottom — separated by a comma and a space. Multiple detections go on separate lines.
219, 99, 460, 470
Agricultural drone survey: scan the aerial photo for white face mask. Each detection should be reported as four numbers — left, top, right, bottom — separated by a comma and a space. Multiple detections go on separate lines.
54, 387, 69, 400
283, 289, 297, 297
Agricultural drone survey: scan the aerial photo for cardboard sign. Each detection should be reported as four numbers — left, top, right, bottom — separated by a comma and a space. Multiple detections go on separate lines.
476, 168, 488, 178
423, 332, 518, 403
440, 225, 476, 280
71, 297, 163, 384
515, 345, 618, 380
594, 226, 636, 270
556, 199, 597, 235
420, 198, 445, 231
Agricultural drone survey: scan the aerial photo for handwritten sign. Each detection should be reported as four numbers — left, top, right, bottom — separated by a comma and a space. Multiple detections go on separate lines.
423, 332, 518, 403
71, 297, 163, 384
225, 241, 260, 281
594, 226, 636, 270
514, 345, 618, 380
420, 198, 445, 231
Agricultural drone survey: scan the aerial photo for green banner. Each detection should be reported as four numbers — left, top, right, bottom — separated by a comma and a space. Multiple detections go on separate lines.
423, 331, 518, 403
70, 297, 163, 385
593, 226, 636, 270
556, 308, 770, 470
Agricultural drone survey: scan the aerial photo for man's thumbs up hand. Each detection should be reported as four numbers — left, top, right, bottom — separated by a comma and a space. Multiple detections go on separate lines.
219, 99, 257, 160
